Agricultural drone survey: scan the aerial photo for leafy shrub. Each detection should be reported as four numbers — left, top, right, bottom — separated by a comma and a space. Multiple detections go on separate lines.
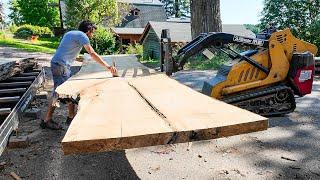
15, 29, 32, 39
9, 25, 18, 34
36, 27, 54, 38
125, 44, 143, 57
0, 31, 5, 39
91, 26, 116, 55
14, 25, 54, 39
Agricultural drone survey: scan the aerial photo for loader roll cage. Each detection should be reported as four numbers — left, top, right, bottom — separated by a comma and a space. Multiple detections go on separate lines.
160, 29, 270, 76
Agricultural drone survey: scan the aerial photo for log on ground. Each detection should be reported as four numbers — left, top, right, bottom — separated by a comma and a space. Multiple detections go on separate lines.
0, 59, 16, 81
0, 58, 37, 81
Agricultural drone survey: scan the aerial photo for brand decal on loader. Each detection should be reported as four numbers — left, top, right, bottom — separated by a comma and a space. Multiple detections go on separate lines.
299, 70, 312, 82
233, 36, 264, 46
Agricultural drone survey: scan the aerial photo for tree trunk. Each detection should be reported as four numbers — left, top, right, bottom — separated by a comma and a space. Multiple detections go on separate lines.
0, 3, 3, 23
174, 0, 180, 17
191, 0, 222, 39
58, 0, 64, 28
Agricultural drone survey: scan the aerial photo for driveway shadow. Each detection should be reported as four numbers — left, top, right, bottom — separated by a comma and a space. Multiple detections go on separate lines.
61, 150, 139, 180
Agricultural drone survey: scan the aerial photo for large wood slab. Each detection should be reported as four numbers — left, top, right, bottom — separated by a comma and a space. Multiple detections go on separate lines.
81, 55, 155, 78
128, 74, 267, 135
56, 55, 155, 99
57, 55, 268, 155
62, 79, 176, 154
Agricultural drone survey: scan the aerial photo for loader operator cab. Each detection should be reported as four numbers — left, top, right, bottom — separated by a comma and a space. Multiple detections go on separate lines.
256, 22, 277, 40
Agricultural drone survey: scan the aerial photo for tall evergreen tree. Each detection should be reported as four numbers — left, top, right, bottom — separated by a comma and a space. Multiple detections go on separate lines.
9, 0, 23, 25
160, 0, 190, 18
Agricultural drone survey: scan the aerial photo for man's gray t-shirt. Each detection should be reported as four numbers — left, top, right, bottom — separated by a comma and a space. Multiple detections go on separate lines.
51, 30, 90, 67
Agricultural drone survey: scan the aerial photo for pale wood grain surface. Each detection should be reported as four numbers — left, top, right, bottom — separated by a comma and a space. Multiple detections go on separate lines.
57, 55, 268, 155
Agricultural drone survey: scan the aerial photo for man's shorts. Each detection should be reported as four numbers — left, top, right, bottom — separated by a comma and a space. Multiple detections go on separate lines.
51, 62, 71, 102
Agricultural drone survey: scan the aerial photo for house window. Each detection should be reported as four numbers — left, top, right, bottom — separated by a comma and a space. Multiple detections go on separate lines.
131, 8, 140, 17
122, 39, 130, 45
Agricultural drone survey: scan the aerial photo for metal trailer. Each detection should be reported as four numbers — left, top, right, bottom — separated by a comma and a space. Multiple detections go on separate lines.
0, 68, 44, 156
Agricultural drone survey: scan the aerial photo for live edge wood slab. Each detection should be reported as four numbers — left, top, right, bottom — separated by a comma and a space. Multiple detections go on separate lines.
56, 55, 268, 155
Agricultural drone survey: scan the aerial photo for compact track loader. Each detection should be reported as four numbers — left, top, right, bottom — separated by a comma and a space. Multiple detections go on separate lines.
162, 28, 318, 116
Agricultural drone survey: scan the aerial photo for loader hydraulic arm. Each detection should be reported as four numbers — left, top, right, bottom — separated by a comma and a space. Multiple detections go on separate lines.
160, 30, 270, 76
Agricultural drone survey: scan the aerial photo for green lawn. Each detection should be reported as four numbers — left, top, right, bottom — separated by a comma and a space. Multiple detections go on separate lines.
0, 37, 60, 54
184, 55, 228, 70
139, 58, 160, 69
139, 54, 228, 70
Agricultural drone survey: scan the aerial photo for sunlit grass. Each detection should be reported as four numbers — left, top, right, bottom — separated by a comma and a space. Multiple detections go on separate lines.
0, 36, 60, 54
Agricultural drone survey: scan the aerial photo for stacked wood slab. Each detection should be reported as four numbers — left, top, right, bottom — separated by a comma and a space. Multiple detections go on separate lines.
0, 58, 37, 81
56, 55, 268, 155
0, 59, 16, 81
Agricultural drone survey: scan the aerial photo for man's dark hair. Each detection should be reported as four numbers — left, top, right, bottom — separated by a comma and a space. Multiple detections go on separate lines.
78, 20, 97, 33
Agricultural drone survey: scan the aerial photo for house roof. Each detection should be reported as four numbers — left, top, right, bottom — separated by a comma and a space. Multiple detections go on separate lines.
118, 3, 167, 28
140, 21, 256, 43
117, 0, 163, 5
141, 21, 191, 43
166, 17, 191, 23
111, 27, 145, 35
222, 24, 256, 37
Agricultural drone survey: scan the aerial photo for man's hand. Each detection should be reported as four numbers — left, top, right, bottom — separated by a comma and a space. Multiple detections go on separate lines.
83, 44, 118, 76
106, 66, 118, 77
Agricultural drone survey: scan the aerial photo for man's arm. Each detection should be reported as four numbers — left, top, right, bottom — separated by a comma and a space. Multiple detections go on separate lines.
83, 44, 117, 75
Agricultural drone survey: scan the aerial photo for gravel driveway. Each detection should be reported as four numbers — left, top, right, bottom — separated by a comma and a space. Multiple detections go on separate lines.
0, 53, 319, 180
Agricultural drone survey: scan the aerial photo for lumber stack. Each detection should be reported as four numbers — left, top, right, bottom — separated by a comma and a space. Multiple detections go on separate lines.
0, 58, 37, 81
56, 55, 268, 155
0, 59, 16, 81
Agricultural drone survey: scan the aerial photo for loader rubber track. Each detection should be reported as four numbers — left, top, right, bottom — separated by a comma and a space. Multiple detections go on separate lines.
222, 85, 296, 116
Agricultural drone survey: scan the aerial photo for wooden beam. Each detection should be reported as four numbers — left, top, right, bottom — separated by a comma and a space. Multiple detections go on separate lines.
57, 55, 268, 155
19, 72, 40, 77
0, 88, 27, 95
0, 108, 11, 115
0, 96, 20, 103
6, 76, 36, 82
0, 82, 32, 88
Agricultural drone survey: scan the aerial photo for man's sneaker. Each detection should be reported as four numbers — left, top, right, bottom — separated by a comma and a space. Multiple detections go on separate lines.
66, 117, 73, 125
40, 120, 62, 130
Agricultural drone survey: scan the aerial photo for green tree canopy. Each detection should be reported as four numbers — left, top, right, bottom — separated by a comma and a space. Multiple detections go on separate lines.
160, 0, 190, 18
9, 0, 60, 27
244, 24, 261, 34
8, 0, 22, 25
260, 0, 320, 45
64, 0, 120, 28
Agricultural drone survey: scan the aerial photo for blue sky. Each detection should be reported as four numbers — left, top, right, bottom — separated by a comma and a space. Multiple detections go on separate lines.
221, 0, 264, 24
2, 0, 264, 24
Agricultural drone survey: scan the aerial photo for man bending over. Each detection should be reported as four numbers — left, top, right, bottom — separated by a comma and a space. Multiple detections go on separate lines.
41, 20, 117, 130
